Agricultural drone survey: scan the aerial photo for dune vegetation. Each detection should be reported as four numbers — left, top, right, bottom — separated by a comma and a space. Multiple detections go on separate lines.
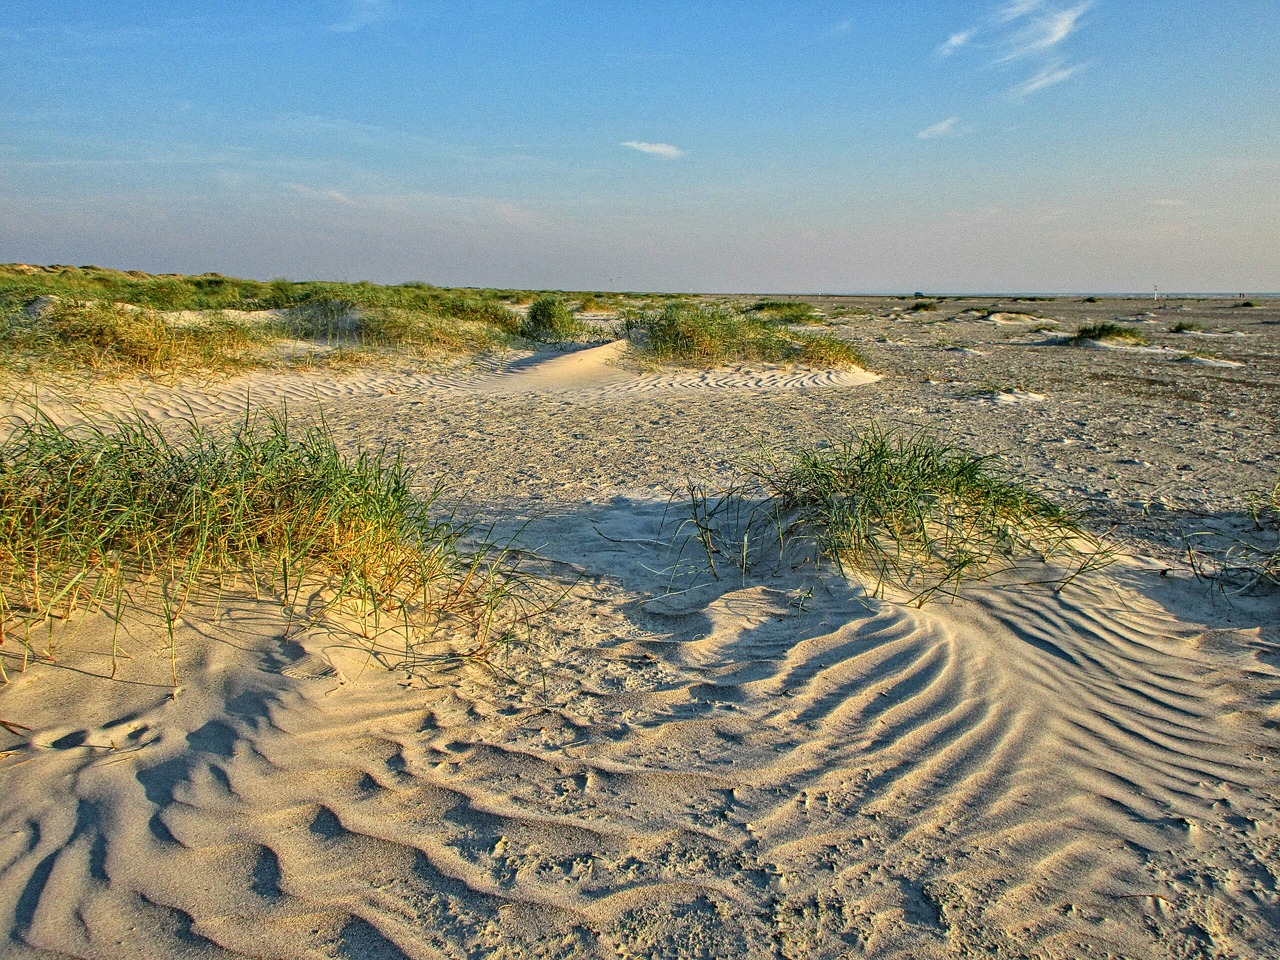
0, 405, 547, 689
0, 265, 871, 377
679, 426, 1106, 604
1072, 321, 1149, 345
0, 264, 538, 375
623, 301, 867, 368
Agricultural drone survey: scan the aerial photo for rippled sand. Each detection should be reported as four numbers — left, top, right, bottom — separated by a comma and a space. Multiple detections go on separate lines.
2, 298, 1278, 958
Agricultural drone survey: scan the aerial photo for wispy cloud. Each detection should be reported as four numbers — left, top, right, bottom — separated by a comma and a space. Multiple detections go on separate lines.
330, 0, 393, 33
937, 29, 974, 56
1000, 1, 1092, 61
285, 183, 360, 206
998, 0, 1045, 23
622, 141, 684, 159
938, 0, 1094, 97
1012, 61, 1084, 97
917, 117, 962, 139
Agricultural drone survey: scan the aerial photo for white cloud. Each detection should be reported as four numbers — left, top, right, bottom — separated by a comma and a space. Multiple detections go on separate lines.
917, 116, 962, 139
999, 0, 1045, 22
938, 29, 975, 55
284, 183, 360, 206
1011, 61, 1083, 97
622, 141, 684, 159
938, 1, 1093, 99
1001, 1, 1092, 60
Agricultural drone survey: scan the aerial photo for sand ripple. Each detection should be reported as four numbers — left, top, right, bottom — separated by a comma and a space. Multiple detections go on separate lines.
3, 498, 1276, 958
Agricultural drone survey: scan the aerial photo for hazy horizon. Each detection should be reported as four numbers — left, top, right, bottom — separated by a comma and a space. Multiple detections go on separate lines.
3, 1, 1277, 293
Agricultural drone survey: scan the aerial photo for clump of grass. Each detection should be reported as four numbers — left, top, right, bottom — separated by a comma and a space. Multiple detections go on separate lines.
625, 303, 864, 368
1072, 321, 1149, 345
1, 298, 270, 375
793, 333, 871, 369
1195, 479, 1280, 592
626, 303, 791, 365
1236, 301, 1256, 309
748, 300, 822, 324
1170, 320, 1206, 333
1247, 480, 1280, 586
520, 295, 581, 341
731, 428, 1103, 602
0, 405, 545, 688
908, 300, 938, 313
574, 294, 617, 314
0, 270, 529, 378
293, 304, 516, 354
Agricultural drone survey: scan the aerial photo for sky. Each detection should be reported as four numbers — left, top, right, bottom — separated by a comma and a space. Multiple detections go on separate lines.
2, 0, 1277, 293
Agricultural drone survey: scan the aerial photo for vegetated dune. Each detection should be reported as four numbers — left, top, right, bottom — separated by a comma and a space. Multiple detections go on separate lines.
1, 294, 1278, 959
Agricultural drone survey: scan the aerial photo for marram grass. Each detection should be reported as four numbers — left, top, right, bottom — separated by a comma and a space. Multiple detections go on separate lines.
0, 404, 548, 689
624, 302, 866, 368
677, 426, 1107, 604
520, 295, 582, 341
1072, 321, 1148, 345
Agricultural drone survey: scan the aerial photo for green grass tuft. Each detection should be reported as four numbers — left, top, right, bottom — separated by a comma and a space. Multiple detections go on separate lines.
0, 265, 526, 377
1, 298, 274, 375
0, 405, 548, 686
624, 303, 864, 368
751, 427, 1099, 600
1072, 321, 1149, 345
748, 300, 822, 324
520, 295, 581, 341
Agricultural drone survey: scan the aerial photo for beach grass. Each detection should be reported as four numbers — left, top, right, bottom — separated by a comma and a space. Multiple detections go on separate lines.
754, 427, 1100, 600
748, 300, 822, 324
1187, 477, 1280, 593
1253, 479, 1280, 585
520, 295, 583, 341
0, 404, 546, 688
0, 297, 281, 376
0, 265, 527, 376
0, 264, 524, 317
624, 302, 865, 368
678, 427, 1105, 603
1072, 321, 1149, 345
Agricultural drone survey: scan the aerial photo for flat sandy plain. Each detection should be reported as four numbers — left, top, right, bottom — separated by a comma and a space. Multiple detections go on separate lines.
1, 295, 1278, 959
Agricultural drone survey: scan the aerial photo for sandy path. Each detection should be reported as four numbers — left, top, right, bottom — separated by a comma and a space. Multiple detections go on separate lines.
1, 309, 1278, 958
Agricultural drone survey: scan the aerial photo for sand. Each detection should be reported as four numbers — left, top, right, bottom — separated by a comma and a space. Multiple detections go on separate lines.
1, 295, 1278, 958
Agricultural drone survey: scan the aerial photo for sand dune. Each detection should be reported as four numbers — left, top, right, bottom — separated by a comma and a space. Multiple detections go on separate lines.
2, 300, 1278, 958
2, 340, 877, 434
2, 499, 1275, 958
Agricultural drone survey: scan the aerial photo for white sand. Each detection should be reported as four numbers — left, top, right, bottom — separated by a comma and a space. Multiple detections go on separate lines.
2, 299, 1278, 958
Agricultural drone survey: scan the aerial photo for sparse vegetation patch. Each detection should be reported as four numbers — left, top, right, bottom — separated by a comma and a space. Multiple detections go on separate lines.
520, 295, 582, 341
748, 300, 822, 324
1072, 321, 1149, 345
624, 303, 865, 368
0, 406, 547, 687
675, 427, 1106, 604
0, 265, 524, 376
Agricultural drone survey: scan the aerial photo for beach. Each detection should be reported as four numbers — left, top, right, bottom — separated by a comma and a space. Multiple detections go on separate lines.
1, 294, 1277, 959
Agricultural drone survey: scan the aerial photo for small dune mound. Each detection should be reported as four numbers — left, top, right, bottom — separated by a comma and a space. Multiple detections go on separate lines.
982, 311, 1056, 325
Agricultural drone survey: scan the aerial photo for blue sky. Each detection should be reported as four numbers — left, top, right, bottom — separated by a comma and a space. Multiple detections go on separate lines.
2, 1, 1277, 292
